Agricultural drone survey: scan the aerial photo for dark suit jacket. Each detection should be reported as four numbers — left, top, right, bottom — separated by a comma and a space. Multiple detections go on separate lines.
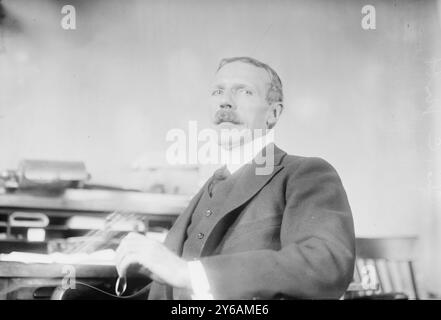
148, 144, 355, 299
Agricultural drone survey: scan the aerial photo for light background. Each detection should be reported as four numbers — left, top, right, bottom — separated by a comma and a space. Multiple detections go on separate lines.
1, 0, 441, 292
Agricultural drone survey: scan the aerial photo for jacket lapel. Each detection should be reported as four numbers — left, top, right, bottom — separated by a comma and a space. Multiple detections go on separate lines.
200, 144, 286, 256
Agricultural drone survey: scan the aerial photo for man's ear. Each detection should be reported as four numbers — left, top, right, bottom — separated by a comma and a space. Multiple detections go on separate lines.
266, 102, 283, 129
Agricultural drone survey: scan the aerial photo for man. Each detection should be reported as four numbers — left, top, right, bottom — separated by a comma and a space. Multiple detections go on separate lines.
115, 57, 355, 299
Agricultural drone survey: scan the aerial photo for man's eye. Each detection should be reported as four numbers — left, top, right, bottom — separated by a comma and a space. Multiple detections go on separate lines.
211, 89, 223, 96
239, 89, 253, 96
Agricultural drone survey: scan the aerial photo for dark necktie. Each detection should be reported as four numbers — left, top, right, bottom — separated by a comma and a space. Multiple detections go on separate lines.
208, 165, 231, 197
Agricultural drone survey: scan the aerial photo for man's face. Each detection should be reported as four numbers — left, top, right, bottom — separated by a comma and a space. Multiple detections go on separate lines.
209, 61, 273, 148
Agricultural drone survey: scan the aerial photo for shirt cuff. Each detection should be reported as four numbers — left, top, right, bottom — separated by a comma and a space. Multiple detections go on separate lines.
188, 260, 214, 300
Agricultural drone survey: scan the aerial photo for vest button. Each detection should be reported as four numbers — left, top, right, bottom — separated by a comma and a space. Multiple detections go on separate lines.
205, 209, 212, 217
197, 232, 204, 239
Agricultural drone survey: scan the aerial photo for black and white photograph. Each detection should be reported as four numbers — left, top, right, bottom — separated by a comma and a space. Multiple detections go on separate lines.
0, 0, 440, 307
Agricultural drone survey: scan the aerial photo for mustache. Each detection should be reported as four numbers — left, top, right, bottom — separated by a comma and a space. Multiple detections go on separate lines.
214, 109, 242, 125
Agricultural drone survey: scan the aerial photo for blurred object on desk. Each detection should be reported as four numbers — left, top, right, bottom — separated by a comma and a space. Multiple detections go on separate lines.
0, 159, 90, 194
0, 170, 19, 192
131, 152, 201, 195
51, 211, 145, 254
65, 215, 143, 232
0, 188, 190, 214
140, 165, 200, 195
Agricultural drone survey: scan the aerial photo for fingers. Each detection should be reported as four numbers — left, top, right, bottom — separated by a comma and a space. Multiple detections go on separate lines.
115, 252, 136, 278
114, 232, 157, 278
150, 273, 165, 285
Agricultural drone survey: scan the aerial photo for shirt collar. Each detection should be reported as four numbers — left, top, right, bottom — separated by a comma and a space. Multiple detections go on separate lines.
219, 130, 275, 175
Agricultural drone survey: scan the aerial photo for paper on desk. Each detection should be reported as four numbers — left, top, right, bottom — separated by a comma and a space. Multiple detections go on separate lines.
0, 231, 167, 265
0, 249, 116, 265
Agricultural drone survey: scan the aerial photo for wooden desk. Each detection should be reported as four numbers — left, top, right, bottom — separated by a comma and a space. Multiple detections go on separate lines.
0, 261, 118, 300
0, 189, 191, 215
0, 189, 191, 249
0, 190, 189, 299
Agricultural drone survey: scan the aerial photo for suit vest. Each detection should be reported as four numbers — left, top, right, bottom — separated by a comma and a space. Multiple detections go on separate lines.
173, 171, 238, 299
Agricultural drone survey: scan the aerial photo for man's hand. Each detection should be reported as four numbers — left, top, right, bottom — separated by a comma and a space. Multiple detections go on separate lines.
115, 232, 192, 290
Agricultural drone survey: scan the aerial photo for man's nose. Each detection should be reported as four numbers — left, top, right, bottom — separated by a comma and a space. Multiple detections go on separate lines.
219, 92, 235, 110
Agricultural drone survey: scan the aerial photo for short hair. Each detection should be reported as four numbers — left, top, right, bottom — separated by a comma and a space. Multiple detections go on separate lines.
216, 56, 283, 104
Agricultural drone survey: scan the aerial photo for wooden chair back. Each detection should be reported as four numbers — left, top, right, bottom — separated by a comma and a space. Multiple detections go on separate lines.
350, 237, 419, 299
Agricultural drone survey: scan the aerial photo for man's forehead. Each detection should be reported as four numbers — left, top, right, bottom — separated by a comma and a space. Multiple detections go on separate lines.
213, 61, 271, 87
